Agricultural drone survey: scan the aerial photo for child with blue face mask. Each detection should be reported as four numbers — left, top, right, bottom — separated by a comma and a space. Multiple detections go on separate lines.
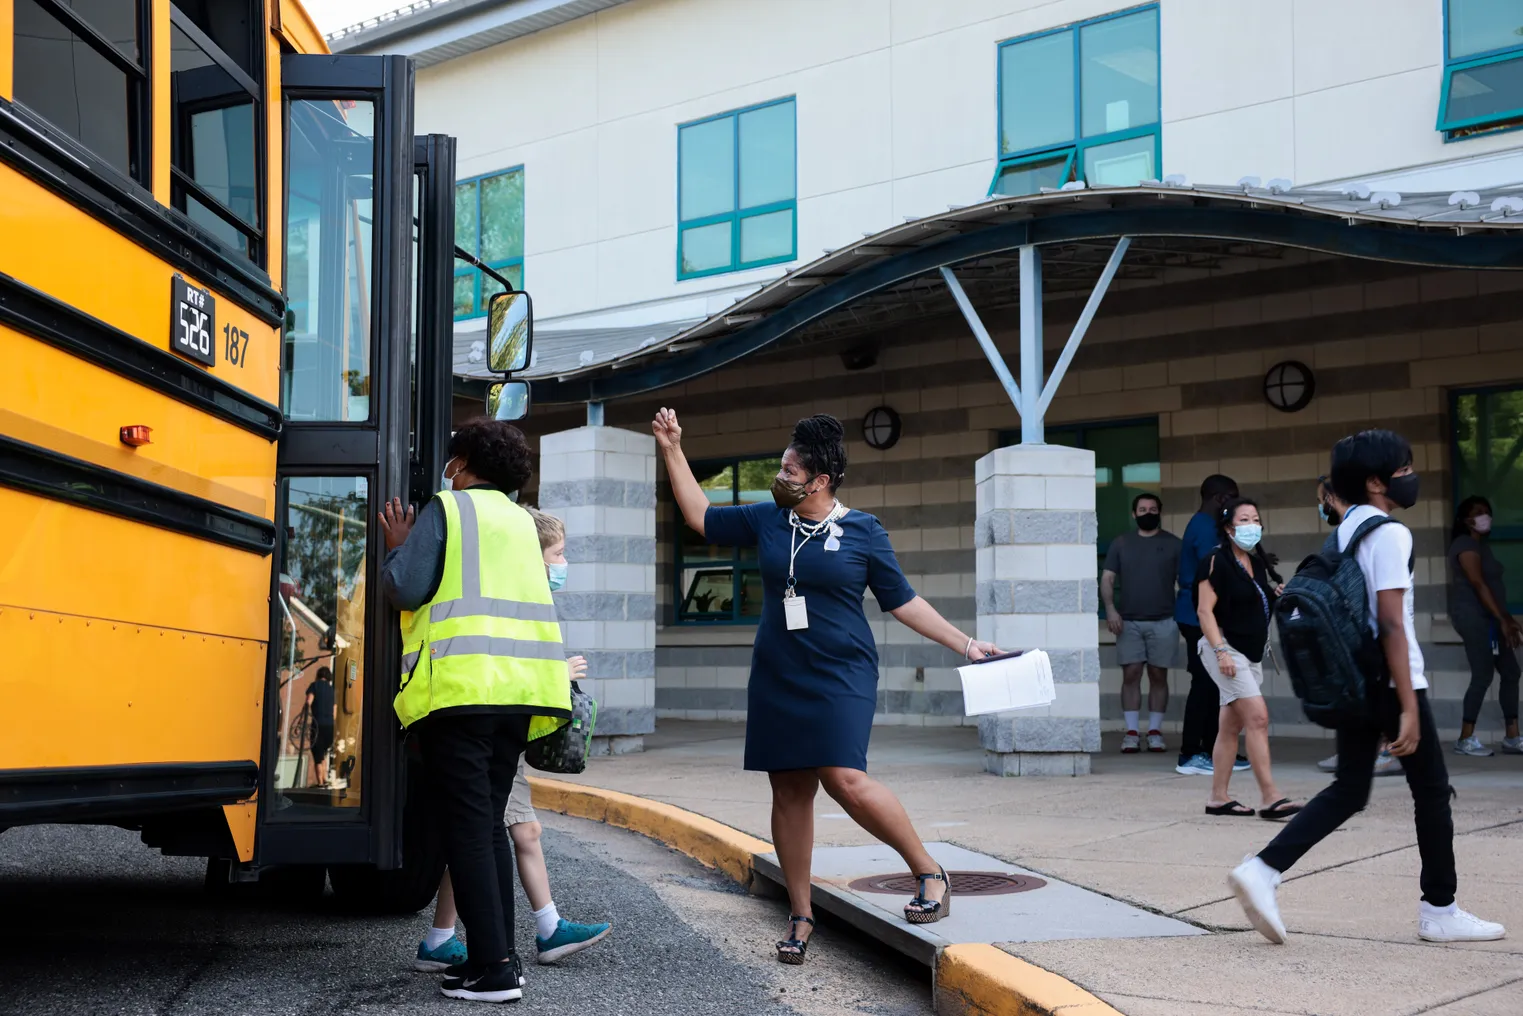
415, 507, 611, 973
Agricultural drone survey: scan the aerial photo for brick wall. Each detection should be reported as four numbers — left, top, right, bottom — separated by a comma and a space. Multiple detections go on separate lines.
513, 251, 1523, 740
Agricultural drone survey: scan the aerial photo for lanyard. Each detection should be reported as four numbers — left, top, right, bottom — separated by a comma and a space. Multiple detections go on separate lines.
786, 501, 845, 597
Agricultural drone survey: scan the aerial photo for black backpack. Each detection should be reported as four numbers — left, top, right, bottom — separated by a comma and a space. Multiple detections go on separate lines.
1274, 515, 1398, 728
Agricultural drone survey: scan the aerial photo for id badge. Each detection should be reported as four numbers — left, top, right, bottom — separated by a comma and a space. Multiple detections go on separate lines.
784, 595, 809, 631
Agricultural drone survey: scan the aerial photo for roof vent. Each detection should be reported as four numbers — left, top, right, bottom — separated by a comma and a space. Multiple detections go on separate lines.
579, 350, 595, 365
1341, 183, 1372, 200
1268, 178, 1293, 194
1163, 174, 1189, 188
1492, 196, 1523, 216
468, 340, 485, 363
1237, 176, 1262, 190
1370, 191, 1402, 209
1060, 180, 1087, 191
1449, 191, 1481, 209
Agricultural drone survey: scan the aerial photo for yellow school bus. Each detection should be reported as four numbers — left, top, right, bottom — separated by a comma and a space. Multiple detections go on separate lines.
0, 0, 531, 908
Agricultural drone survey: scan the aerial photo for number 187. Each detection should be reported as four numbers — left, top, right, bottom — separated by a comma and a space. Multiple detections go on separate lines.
223, 322, 251, 367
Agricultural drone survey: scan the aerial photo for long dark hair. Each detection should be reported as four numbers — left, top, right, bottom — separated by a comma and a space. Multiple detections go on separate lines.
1452, 495, 1493, 541
1217, 496, 1282, 585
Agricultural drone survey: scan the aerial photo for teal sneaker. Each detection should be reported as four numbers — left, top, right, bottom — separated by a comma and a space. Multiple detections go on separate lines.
536, 918, 611, 964
413, 934, 468, 972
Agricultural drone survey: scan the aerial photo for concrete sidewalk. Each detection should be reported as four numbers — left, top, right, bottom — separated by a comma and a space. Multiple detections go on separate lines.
557, 721, 1523, 1016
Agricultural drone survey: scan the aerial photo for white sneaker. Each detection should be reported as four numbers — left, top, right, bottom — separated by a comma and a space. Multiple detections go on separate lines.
1501, 735, 1523, 755
1120, 730, 1140, 753
1455, 736, 1494, 757
1147, 731, 1166, 753
1373, 750, 1403, 777
1228, 855, 1286, 944
1418, 902, 1506, 942
1317, 753, 1339, 773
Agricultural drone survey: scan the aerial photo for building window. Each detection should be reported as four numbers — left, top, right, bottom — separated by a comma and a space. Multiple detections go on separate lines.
674, 454, 781, 623
12, 0, 151, 184
1440, 0, 1523, 139
454, 167, 524, 320
677, 98, 796, 280
1451, 386, 1523, 610
1000, 418, 1160, 591
169, 2, 263, 262
992, 5, 1159, 196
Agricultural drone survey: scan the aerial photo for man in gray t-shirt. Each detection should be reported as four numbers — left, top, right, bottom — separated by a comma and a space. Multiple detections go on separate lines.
1102, 493, 1182, 753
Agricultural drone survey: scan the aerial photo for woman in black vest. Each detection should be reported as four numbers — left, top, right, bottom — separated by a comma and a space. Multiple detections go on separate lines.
1195, 497, 1301, 820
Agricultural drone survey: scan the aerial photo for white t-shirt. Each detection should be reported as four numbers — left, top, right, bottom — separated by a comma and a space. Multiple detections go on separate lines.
1337, 504, 1427, 690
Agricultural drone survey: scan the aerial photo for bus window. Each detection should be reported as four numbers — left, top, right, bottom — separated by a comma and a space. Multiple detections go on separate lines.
11, 0, 150, 183
274, 476, 370, 814
283, 99, 376, 422
169, 5, 263, 260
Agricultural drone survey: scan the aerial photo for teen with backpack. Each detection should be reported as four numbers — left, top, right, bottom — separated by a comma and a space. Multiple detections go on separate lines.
1229, 430, 1505, 945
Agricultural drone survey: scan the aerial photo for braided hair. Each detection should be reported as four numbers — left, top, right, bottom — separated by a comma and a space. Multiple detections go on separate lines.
1217, 495, 1282, 585
789, 415, 847, 493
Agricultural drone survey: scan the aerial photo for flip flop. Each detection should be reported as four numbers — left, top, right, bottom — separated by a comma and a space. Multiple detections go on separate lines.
1205, 800, 1255, 816
1259, 798, 1302, 821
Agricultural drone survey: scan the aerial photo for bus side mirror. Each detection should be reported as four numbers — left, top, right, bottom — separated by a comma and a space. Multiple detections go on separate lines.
488, 290, 533, 374
487, 381, 531, 421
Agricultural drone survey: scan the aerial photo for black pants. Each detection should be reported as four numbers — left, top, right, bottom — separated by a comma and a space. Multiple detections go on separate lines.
1259, 689, 1455, 907
1455, 617, 1521, 724
1176, 623, 1220, 762
415, 711, 532, 967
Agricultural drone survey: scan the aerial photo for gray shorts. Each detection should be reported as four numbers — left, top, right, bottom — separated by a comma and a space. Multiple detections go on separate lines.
504, 757, 537, 827
1117, 619, 1178, 667
1197, 639, 1264, 705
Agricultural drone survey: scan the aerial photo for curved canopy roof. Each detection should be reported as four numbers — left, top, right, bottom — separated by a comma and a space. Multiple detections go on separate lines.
526, 180, 1523, 406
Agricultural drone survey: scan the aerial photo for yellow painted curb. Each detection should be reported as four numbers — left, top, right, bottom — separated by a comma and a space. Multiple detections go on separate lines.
935, 943, 1123, 1016
527, 775, 772, 887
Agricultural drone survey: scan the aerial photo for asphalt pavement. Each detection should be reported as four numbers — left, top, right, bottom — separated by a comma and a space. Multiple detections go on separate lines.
0, 814, 929, 1016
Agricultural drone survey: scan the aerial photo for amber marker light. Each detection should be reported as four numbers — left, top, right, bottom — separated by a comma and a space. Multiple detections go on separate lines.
119, 425, 153, 447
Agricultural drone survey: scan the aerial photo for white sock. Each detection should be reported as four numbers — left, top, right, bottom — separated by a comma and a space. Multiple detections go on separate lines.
533, 901, 561, 940
425, 925, 455, 950
1420, 900, 1457, 916
1124, 711, 1139, 732
1149, 712, 1165, 733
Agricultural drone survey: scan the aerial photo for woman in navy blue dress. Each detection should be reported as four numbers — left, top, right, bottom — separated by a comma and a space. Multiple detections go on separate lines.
653, 410, 998, 964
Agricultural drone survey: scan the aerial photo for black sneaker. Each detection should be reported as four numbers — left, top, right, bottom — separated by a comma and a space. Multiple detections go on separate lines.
440, 956, 524, 1003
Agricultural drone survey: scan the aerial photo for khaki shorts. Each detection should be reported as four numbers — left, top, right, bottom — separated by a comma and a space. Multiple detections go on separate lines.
504, 757, 537, 827
1117, 618, 1178, 668
1197, 638, 1263, 705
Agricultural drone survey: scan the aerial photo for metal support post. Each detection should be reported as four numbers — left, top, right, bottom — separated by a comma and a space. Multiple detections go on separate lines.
1037, 237, 1130, 416
938, 266, 1021, 409
586, 400, 605, 426
1018, 245, 1044, 445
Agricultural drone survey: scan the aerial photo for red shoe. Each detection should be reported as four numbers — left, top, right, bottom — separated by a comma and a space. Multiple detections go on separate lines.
1121, 730, 1141, 753
1147, 730, 1166, 752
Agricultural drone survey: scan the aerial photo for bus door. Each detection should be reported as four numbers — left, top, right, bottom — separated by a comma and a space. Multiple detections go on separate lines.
257, 53, 414, 869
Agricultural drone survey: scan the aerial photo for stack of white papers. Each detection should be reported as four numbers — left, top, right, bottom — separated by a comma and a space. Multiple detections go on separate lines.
957, 650, 1057, 715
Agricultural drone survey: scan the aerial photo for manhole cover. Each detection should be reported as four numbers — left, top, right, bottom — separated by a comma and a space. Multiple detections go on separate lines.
845, 871, 1047, 896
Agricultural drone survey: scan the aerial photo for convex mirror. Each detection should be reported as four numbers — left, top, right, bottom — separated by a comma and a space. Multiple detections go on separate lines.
487, 290, 533, 374
487, 381, 530, 421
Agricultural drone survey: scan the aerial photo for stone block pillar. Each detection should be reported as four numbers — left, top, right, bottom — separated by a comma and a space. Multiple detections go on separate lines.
974, 444, 1101, 776
538, 426, 657, 755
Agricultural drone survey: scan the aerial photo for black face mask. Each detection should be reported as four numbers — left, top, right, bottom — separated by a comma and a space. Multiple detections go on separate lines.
1386, 473, 1419, 510
1136, 513, 1161, 532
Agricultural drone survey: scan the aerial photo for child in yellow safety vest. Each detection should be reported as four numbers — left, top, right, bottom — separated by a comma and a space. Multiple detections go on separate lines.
414, 506, 612, 971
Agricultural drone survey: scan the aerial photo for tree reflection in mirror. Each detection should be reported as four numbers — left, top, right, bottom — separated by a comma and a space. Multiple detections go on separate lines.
488, 290, 532, 373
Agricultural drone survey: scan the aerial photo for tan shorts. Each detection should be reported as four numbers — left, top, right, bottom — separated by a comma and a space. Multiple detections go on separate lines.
1197, 638, 1263, 705
504, 757, 537, 827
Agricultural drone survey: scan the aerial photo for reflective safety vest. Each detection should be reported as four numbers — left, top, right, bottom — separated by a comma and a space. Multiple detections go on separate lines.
395, 488, 572, 737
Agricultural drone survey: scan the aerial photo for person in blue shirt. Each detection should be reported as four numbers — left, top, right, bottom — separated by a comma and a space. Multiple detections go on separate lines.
1174, 474, 1250, 775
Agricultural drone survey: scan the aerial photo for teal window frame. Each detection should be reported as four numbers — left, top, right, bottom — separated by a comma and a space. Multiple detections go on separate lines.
1450, 384, 1523, 613
1438, 1, 1523, 139
990, 4, 1161, 196
677, 97, 797, 281
671, 452, 782, 625
453, 165, 524, 321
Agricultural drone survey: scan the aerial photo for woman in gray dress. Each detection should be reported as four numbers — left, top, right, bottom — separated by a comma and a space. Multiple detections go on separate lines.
653, 409, 998, 963
1448, 495, 1523, 756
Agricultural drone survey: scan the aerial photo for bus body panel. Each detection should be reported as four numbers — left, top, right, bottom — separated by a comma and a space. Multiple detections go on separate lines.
0, 163, 282, 406
2, 326, 276, 516
1, 602, 265, 769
